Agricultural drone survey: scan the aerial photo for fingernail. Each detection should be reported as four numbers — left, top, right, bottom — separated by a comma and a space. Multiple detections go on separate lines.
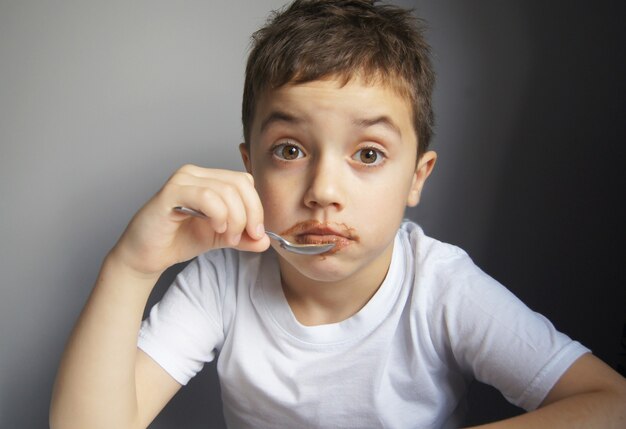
230, 233, 242, 246
216, 223, 227, 234
256, 224, 265, 238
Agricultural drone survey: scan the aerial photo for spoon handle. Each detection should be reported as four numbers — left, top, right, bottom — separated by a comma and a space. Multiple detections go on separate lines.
172, 206, 334, 255
173, 206, 208, 218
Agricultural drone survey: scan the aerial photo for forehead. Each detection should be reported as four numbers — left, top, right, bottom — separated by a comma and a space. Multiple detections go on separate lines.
251, 76, 416, 141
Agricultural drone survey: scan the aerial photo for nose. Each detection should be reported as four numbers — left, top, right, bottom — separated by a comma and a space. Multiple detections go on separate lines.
303, 154, 345, 212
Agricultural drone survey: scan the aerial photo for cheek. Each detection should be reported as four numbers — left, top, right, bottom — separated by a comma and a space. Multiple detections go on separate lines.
350, 173, 414, 232
255, 176, 302, 223
355, 170, 413, 205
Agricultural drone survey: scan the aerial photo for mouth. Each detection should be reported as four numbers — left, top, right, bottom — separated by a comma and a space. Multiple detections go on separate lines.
280, 220, 359, 253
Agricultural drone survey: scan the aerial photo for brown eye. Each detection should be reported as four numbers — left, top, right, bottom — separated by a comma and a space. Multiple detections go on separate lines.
360, 149, 378, 164
273, 143, 304, 160
352, 147, 386, 167
282, 145, 299, 159
352, 147, 385, 166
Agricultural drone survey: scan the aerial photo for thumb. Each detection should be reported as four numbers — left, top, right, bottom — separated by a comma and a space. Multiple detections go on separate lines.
234, 233, 271, 253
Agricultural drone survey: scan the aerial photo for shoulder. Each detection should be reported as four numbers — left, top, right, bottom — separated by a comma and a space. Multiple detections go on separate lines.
398, 221, 516, 349
175, 248, 265, 331
399, 221, 469, 261
193, 248, 263, 279
396, 222, 591, 409
176, 248, 264, 302
397, 220, 481, 288
399, 220, 517, 316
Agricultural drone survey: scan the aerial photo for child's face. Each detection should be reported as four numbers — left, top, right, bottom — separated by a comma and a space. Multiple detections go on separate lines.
240, 77, 436, 284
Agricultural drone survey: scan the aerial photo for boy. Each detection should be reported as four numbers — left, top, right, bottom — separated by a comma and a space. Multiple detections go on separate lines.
50, 1, 626, 428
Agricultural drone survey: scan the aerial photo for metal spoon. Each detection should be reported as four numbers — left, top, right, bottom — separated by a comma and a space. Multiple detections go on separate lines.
173, 206, 335, 255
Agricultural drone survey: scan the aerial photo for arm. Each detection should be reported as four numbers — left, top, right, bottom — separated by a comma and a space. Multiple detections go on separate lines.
49, 165, 270, 429
466, 353, 626, 429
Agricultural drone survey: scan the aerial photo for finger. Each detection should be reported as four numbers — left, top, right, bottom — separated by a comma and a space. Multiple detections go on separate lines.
234, 233, 271, 253
175, 170, 264, 241
211, 181, 248, 247
173, 165, 250, 183
226, 172, 265, 240
172, 184, 229, 234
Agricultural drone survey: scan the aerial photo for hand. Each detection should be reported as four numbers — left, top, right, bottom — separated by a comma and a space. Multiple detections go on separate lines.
110, 164, 270, 277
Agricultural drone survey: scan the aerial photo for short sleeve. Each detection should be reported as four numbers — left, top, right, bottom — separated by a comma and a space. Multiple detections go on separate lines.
438, 259, 590, 410
138, 251, 229, 385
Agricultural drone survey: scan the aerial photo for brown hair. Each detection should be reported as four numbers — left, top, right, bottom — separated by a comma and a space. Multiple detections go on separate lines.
242, 0, 435, 158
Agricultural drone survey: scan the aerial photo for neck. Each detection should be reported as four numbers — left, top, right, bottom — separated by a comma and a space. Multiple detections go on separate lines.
277, 243, 394, 326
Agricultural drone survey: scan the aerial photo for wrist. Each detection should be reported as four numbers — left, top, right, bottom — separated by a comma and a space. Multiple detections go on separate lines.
103, 246, 164, 285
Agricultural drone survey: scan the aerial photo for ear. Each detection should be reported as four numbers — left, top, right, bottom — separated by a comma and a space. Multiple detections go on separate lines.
406, 150, 437, 207
239, 143, 252, 174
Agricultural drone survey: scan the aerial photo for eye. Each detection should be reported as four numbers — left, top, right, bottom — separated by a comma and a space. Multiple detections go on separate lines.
353, 147, 385, 166
273, 142, 305, 160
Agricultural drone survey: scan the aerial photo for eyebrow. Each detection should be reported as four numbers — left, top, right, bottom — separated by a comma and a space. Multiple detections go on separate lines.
259, 110, 403, 139
259, 110, 302, 134
353, 115, 402, 139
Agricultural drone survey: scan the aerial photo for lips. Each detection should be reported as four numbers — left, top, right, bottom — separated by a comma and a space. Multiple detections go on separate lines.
280, 220, 359, 253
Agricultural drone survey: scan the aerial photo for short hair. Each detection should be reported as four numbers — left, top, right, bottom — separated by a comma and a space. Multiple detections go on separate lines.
242, 0, 435, 158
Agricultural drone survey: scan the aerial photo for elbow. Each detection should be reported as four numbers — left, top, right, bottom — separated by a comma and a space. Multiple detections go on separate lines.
49, 392, 64, 429
49, 402, 78, 429
49, 409, 68, 429
610, 379, 626, 421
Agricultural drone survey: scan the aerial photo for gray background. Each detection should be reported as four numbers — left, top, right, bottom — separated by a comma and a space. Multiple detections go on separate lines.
1, 1, 624, 428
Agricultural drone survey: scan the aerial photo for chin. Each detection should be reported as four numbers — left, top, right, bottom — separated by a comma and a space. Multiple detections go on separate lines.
295, 264, 352, 283
276, 247, 355, 282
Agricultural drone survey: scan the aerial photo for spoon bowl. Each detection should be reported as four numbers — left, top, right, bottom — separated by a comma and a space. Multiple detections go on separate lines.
173, 206, 335, 255
264, 231, 335, 255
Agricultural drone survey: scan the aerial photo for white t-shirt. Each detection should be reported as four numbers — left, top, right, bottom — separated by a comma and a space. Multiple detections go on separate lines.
138, 221, 589, 428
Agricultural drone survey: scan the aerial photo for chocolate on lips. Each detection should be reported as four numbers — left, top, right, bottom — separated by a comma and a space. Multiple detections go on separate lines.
280, 220, 359, 254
